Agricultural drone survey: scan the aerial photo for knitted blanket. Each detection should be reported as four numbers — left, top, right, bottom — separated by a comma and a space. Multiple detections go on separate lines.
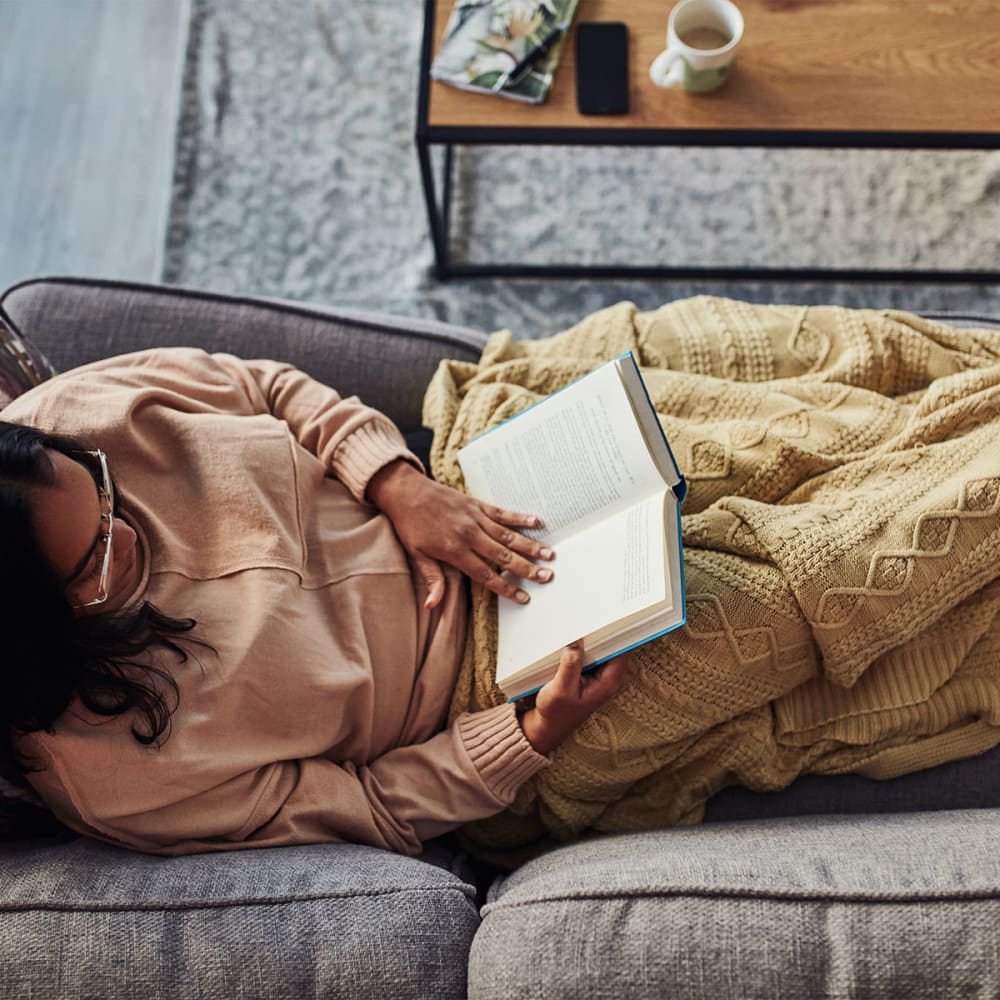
422, 297, 1000, 866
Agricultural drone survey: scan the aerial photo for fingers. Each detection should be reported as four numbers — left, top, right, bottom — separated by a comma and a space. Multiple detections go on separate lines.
464, 552, 533, 605
477, 507, 555, 587
404, 493, 554, 604
413, 556, 447, 609
585, 652, 632, 702
555, 642, 630, 704
483, 504, 543, 533
552, 639, 586, 693
528, 643, 629, 754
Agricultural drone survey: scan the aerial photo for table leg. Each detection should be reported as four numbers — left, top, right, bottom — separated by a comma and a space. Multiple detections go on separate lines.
441, 144, 454, 261
416, 136, 451, 279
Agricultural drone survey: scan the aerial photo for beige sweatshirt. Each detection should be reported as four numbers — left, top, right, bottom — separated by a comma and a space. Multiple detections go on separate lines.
5, 347, 548, 856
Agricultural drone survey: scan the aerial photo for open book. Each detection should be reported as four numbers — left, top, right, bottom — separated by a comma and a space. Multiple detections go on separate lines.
458, 353, 687, 701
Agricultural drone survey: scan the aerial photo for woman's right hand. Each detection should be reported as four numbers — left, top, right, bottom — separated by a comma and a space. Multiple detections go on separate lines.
519, 641, 631, 756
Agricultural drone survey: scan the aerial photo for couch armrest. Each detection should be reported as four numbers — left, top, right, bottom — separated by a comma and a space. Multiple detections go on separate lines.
0, 277, 489, 432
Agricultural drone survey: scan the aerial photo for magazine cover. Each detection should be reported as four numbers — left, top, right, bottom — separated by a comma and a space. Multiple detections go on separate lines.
431, 0, 580, 104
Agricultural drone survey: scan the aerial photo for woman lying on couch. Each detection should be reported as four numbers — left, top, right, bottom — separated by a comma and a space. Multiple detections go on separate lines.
2, 298, 999, 865
0, 347, 628, 856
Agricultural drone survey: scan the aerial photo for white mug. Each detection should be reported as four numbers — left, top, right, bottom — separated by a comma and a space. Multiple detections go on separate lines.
649, 0, 744, 94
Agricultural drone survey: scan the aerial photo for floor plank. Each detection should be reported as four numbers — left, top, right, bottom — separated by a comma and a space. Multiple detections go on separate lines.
0, 0, 190, 290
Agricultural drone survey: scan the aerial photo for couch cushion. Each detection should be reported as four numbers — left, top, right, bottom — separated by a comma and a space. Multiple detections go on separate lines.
470, 810, 1000, 999
0, 837, 478, 999
0, 277, 488, 431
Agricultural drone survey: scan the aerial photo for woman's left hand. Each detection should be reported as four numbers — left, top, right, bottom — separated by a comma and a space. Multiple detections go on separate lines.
367, 460, 555, 608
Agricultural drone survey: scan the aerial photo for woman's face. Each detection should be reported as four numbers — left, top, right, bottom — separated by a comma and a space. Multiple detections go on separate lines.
29, 449, 142, 614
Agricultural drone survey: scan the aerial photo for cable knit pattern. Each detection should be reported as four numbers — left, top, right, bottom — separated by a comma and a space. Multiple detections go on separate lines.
424, 296, 1000, 867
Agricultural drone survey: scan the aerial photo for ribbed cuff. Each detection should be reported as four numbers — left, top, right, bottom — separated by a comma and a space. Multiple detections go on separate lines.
332, 418, 424, 503
457, 703, 551, 804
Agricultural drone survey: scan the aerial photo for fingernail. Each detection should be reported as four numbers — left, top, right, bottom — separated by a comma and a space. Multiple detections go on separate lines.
536, 568, 553, 582
516, 590, 530, 604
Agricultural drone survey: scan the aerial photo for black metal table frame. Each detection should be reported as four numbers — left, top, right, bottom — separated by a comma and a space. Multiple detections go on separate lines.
415, 0, 1000, 283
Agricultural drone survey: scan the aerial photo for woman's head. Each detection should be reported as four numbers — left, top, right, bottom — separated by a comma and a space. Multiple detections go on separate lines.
0, 420, 198, 789
0, 423, 90, 734
0, 423, 141, 615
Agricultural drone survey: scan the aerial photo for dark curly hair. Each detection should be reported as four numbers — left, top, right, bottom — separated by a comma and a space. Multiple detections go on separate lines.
0, 420, 205, 838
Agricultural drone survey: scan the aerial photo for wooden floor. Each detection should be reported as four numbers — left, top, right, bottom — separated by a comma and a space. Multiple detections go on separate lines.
0, 0, 190, 291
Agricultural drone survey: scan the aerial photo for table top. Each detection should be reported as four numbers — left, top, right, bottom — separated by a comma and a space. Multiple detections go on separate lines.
421, 0, 1000, 145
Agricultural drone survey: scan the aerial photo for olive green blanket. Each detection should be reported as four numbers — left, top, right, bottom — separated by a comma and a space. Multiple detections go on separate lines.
422, 297, 1000, 866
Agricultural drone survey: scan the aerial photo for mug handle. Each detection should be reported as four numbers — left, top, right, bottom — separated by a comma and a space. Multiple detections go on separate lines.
649, 48, 685, 88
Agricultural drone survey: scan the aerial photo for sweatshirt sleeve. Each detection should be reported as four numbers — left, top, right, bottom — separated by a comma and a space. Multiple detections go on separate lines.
27, 705, 550, 857
243, 705, 550, 856
207, 353, 422, 502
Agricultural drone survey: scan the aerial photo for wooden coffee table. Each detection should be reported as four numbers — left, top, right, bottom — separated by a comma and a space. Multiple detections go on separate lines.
416, 0, 1000, 281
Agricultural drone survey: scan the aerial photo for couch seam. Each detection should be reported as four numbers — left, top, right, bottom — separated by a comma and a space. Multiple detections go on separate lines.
0, 882, 478, 915
0, 275, 488, 351
481, 885, 1000, 912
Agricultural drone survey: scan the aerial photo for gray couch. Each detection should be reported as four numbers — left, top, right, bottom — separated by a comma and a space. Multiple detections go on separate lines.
2, 277, 999, 999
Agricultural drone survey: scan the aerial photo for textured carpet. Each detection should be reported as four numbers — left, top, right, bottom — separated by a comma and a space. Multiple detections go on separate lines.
163, 0, 1000, 336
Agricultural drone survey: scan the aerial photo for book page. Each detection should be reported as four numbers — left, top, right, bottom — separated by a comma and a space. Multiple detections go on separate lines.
496, 491, 670, 684
460, 361, 667, 543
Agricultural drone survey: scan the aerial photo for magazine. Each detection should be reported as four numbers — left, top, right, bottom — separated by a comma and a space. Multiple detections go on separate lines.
431, 0, 580, 104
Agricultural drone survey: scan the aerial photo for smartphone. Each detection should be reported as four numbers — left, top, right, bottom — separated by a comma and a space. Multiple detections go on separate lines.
575, 22, 629, 115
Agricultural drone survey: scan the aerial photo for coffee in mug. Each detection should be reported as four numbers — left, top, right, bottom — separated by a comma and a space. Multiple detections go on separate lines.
649, 0, 744, 94
679, 26, 732, 50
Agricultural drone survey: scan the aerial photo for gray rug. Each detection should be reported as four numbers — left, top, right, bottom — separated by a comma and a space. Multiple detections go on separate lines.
163, 0, 1000, 337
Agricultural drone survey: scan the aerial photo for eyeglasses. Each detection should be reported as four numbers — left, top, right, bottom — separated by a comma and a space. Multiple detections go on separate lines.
69, 449, 115, 609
